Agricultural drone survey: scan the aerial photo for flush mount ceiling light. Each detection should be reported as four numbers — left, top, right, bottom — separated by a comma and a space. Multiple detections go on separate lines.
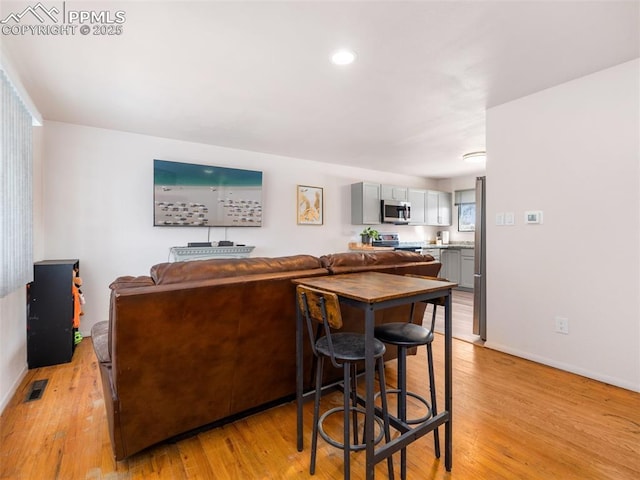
463, 151, 486, 163
331, 49, 356, 65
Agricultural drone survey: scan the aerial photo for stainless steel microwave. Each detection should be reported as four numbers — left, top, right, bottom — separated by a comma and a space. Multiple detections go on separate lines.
381, 199, 411, 224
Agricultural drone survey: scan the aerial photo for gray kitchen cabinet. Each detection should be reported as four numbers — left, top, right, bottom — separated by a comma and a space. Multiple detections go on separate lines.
351, 182, 381, 225
441, 249, 460, 285
460, 248, 475, 289
408, 188, 427, 225
441, 247, 474, 289
352, 182, 450, 226
381, 184, 408, 201
426, 190, 452, 226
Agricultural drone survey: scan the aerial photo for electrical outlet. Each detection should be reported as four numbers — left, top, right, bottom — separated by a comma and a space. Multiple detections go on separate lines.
555, 316, 569, 334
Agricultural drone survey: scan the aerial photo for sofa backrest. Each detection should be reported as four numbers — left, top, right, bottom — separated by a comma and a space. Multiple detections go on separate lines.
109, 275, 155, 290
149, 254, 323, 285
319, 250, 441, 276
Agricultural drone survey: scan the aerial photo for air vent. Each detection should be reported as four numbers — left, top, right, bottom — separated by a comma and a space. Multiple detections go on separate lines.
24, 379, 48, 402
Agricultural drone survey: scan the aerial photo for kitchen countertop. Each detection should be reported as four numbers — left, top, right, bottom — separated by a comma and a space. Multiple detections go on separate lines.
348, 242, 395, 252
422, 243, 474, 249
348, 242, 474, 251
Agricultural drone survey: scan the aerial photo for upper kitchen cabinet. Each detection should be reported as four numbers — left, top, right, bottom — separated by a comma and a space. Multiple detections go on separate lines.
351, 181, 451, 226
426, 190, 452, 226
351, 182, 381, 225
381, 184, 408, 201
408, 188, 427, 225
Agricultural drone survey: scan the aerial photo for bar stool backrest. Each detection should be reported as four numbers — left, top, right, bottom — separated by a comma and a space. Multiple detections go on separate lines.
297, 285, 344, 368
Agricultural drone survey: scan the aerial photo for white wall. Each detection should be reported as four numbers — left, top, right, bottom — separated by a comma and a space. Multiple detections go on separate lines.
41, 121, 438, 337
485, 59, 640, 391
0, 288, 27, 411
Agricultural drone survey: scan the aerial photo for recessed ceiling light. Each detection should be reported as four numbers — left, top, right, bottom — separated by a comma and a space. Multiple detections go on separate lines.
463, 151, 486, 163
331, 49, 356, 66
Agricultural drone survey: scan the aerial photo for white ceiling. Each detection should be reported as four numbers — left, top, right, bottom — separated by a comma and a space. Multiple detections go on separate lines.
2, 1, 638, 178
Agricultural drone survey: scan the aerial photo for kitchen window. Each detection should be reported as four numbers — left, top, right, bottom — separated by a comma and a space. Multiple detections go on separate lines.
458, 203, 475, 232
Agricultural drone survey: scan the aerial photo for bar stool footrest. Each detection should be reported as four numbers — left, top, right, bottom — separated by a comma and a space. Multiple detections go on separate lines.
374, 388, 433, 425
318, 406, 386, 451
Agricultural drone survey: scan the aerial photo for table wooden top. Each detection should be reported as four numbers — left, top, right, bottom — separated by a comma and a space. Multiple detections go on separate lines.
292, 271, 457, 304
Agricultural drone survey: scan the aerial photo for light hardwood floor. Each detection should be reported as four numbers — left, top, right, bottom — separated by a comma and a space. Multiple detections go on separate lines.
431, 290, 480, 344
1, 325, 639, 479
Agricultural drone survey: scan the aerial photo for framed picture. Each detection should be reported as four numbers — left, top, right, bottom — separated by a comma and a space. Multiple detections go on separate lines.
297, 185, 323, 225
458, 203, 476, 232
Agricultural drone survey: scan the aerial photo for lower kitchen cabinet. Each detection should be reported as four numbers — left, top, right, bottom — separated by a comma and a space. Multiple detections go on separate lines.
421, 247, 441, 262
460, 249, 475, 289
441, 248, 474, 290
441, 249, 460, 284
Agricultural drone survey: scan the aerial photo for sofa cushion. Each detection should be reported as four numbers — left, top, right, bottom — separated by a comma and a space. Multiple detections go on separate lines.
91, 321, 110, 364
150, 254, 323, 285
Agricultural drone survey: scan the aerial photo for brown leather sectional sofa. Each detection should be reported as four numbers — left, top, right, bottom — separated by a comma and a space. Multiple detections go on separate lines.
91, 250, 441, 460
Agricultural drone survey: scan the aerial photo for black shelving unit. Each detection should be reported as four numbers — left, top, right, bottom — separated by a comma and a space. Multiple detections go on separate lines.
27, 259, 79, 369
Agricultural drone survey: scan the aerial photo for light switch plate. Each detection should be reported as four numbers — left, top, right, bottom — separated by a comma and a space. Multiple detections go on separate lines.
496, 213, 504, 226
504, 212, 515, 225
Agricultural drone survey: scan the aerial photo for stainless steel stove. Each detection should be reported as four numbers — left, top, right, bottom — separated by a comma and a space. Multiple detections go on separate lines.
372, 233, 423, 252
372, 232, 400, 247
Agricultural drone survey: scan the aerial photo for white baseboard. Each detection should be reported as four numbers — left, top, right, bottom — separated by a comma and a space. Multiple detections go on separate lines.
483, 341, 640, 393
0, 364, 28, 415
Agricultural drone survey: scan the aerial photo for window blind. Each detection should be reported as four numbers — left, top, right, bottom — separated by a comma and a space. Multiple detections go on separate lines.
454, 188, 475, 205
0, 69, 33, 297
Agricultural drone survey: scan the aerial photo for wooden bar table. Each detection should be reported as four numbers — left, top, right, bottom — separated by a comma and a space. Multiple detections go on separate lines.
293, 272, 457, 478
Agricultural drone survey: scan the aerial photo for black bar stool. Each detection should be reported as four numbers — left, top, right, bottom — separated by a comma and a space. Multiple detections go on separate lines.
297, 285, 394, 479
374, 277, 444, 479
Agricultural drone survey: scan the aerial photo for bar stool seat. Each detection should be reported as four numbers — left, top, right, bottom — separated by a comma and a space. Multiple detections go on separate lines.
316, 332, 386, 361
374, 322, 433, 346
